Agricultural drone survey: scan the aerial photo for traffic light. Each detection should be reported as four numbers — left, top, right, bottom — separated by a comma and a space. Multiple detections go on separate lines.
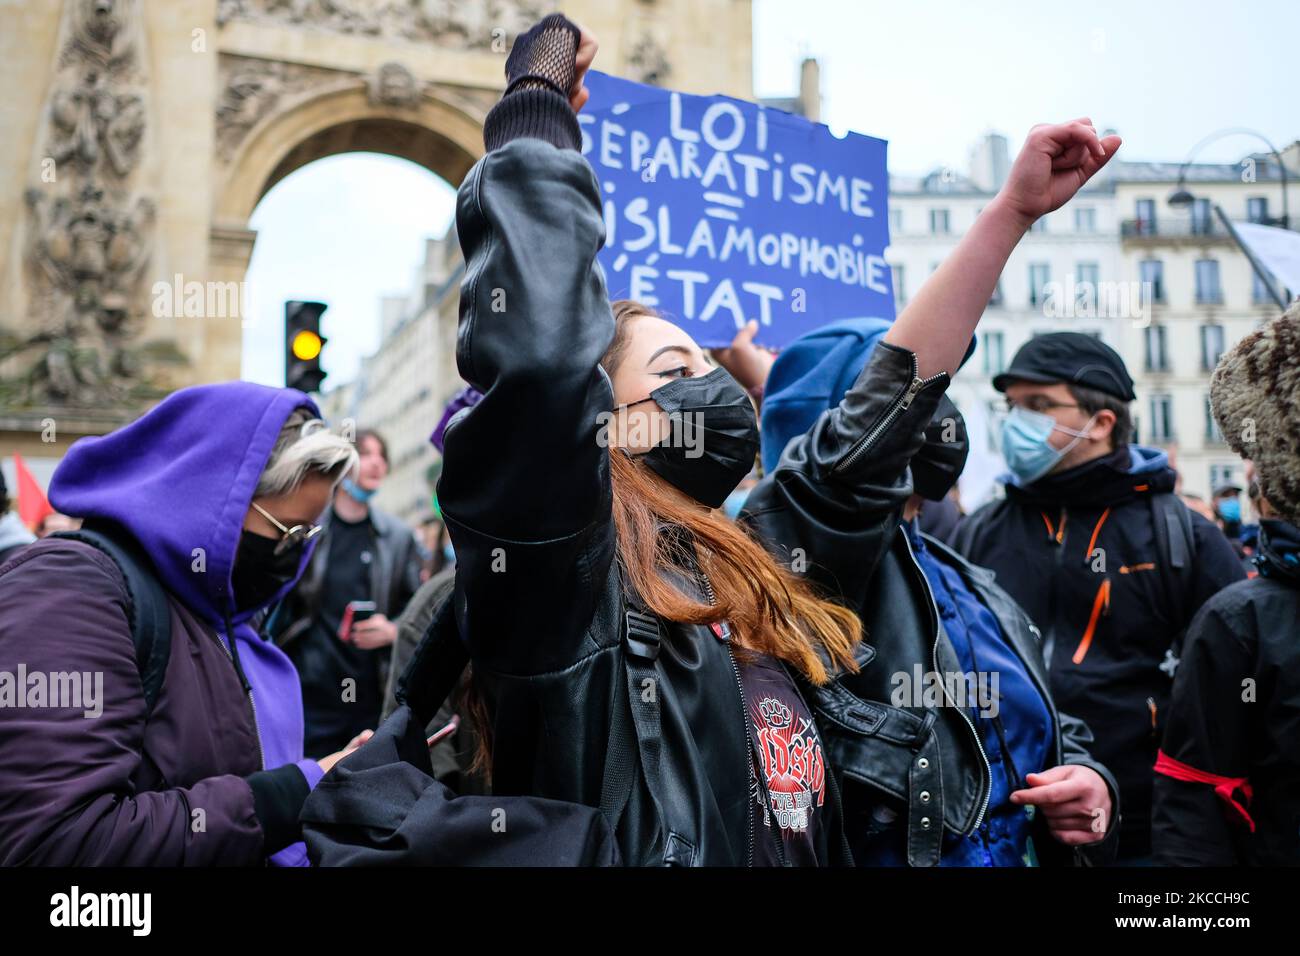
285, 300, 327, 393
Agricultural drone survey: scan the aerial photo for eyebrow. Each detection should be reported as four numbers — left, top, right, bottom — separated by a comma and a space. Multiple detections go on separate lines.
646, 345, 693, 366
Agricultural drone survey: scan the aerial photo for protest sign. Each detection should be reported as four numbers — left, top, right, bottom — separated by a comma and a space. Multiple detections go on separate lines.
580, 70, 894, 348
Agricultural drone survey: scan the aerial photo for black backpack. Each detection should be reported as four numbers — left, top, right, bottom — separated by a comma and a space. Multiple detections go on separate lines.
51, 523, 172, 716
956, 491, 1197, 668
1148, 491, 1197, 670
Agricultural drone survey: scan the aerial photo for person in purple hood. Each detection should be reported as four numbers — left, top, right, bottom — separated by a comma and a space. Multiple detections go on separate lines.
0, 382, 361, 865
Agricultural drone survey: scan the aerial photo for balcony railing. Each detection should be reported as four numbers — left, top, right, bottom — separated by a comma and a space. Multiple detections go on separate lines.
1123, 215, 1293, 240
1121, 218, 1226, 239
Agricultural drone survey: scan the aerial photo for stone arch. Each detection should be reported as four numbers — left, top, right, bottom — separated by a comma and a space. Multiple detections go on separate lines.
215, 82, 485, 226
203, 81, 485, 378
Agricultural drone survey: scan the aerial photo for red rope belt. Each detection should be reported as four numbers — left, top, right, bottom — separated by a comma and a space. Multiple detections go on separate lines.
1154, 750, 1255, 832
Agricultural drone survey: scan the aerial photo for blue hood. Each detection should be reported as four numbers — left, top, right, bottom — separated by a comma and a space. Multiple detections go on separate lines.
1127, 444, 1171, 476
760, 318, 976, 473
49, 382, 320, 628
760, 318, 893, 473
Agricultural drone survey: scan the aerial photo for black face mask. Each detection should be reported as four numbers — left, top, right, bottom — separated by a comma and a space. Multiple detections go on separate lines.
622, 366, 760, 509
911, 396, 969, 501
230, 529, 304, 613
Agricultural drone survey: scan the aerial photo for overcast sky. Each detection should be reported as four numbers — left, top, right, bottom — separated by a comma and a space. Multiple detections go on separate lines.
243, 0, 1296, 388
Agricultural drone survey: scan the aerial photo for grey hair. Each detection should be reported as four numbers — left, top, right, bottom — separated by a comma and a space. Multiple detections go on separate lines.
255, 407, 359, 499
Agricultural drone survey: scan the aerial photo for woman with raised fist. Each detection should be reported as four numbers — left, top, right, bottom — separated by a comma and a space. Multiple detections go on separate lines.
318, 12, 1123, 868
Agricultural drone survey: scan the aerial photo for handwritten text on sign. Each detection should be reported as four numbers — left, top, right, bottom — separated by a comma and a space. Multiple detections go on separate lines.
580, 70, 893, 348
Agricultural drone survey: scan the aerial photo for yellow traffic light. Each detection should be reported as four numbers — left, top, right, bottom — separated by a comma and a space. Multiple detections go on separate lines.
291, 329, 322, 361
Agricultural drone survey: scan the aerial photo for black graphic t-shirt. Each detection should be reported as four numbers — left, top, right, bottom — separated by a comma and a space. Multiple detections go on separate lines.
737, 649, 829, 866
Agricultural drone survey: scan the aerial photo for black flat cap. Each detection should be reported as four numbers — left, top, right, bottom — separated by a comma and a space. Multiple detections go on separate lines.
993, 332, 1136, 401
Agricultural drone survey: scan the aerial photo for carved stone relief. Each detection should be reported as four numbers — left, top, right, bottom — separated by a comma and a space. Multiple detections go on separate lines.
369, 61, 420, 108
217, 0, 555, 51
625, 34, 670, 87
7, 0, 171, 409
215, 56, 337, 161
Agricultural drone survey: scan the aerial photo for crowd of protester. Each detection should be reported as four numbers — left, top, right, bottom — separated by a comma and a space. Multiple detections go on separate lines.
0, 13, 1295, 867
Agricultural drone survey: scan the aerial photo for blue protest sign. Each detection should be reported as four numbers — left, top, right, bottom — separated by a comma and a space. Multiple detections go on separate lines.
580, 70, 893, 348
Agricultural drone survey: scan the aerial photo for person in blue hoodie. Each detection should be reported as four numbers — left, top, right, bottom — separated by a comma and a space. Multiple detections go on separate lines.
950, 332, 1246, 863
727, 319, 1119, 866
0, 383, 362, 865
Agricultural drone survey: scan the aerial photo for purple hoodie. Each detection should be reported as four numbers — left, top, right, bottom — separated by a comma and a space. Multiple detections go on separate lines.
46, 382, 324, 864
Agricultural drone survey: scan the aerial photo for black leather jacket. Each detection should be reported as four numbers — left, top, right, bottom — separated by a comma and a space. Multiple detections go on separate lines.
742, 342, 1120, 866
438, 135, 851, 866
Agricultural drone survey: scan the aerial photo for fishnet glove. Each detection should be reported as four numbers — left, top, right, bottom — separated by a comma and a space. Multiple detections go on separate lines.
505, 14, 580, 99
483, 13, 583, 152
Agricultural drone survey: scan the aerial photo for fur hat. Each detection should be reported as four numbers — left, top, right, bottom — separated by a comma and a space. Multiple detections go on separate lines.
1210, 300, 1300, 524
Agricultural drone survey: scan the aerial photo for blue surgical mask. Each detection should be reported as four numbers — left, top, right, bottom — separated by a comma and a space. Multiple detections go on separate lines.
1219, 498, 1242, 523
1001, 406, 1097, 485
442, 542, 456, 563
342, 477, 376, 503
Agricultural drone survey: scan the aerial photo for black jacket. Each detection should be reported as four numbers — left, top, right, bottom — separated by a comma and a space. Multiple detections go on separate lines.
952, 447, 1246, 855
1153, 519, 1300, 866
302, 704, 621, 866
436, 132, 851, 866
380, 566, 487, 796
741, 344, 1118, 866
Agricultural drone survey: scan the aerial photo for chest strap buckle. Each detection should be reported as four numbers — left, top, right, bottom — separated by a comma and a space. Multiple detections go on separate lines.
624, 610, 662, 661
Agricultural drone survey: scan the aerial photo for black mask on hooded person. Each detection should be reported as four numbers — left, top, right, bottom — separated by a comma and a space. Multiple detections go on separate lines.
230, 529, 305, 613
911, 395, 969, 502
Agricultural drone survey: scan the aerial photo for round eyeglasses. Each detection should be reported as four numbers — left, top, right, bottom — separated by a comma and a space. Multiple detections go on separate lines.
250, 501, 323, 556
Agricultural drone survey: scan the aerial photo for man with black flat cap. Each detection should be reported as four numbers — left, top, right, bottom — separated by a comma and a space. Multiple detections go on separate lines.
953, 332, 1244, 864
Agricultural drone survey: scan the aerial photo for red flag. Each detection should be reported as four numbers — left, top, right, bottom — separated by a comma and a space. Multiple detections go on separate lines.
13, 453, 54, 532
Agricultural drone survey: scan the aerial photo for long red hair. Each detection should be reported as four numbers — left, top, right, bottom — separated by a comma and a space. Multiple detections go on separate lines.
604, 300, 861, 684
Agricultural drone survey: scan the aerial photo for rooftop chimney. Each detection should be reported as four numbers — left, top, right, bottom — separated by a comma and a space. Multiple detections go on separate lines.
968, 132, 1010, 192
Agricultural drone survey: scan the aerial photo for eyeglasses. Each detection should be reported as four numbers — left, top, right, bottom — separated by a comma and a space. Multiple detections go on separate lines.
250, 501, 323, 556
1006, 396, 1082, 415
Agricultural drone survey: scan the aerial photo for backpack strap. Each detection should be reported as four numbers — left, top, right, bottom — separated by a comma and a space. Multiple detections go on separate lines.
600, 564, 686, 863
52, 523, 171, 717
1149, 492, 1197, 671
599, 564, 660, 828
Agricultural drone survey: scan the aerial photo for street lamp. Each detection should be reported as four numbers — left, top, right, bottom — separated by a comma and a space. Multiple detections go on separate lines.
1166, 126, 1289, 228
1166, 127, 1292, 309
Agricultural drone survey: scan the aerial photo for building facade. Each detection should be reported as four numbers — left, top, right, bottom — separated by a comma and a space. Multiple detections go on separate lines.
318, 230, 462, 523
889, 133, 1297, 507
1113, 158, 1294, 499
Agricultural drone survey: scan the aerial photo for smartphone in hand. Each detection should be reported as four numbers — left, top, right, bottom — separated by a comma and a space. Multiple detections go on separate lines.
338, 600, 378, 642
